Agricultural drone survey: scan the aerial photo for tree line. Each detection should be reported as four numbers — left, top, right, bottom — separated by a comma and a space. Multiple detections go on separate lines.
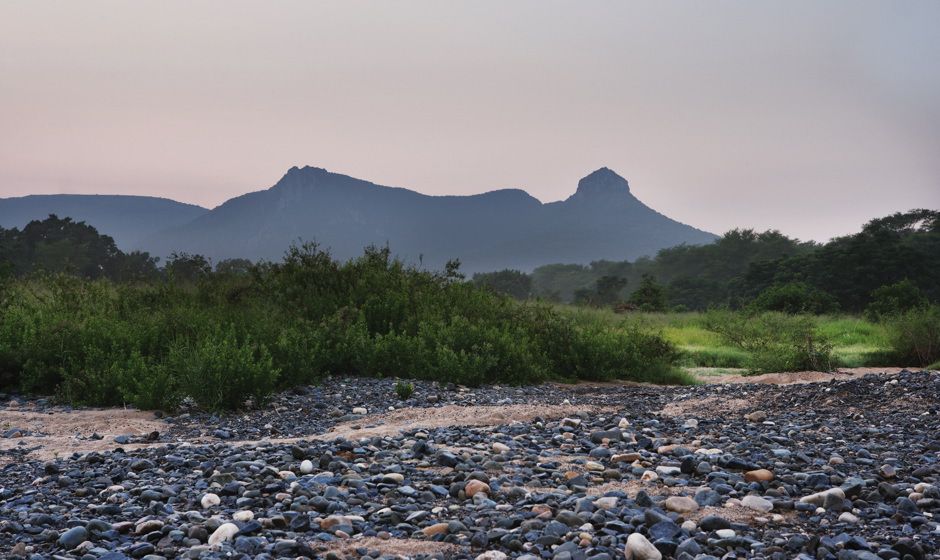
473, 209, 940, 315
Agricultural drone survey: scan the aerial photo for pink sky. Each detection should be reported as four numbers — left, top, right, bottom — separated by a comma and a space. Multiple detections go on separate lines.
1, 1, 938, 241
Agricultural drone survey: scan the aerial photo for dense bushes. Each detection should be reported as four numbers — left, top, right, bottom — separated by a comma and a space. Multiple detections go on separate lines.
703, 310, 834, 374
0, 244, 686, 410
885, 306, 940, 367
749, 282, 838, 314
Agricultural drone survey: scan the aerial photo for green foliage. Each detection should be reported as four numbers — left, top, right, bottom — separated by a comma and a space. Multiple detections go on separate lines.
703, 310, 834, 373
394, 380, 415, 400
0, 215, 159, 281
171, 326, 279, 410
472, 269, 532, 300
627, 274, 668, 312
748, 282, 838, 314
526, 210, 939, 314
866, 279, 927, 320
574, 275, 628, 307
885, 305, 940, 366
0, 243, 689, 410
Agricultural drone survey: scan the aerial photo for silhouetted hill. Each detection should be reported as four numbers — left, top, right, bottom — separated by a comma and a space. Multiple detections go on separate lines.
145, 166, 716, 271
0, 195, 207, 250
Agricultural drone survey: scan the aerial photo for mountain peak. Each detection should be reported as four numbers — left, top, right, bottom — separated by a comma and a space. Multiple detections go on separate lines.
574, 167, 630, 197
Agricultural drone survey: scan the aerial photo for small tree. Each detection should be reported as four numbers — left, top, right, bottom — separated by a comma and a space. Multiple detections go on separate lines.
628, 274, 667, 312
866, 279, 927, 320
749, 282, 838, 314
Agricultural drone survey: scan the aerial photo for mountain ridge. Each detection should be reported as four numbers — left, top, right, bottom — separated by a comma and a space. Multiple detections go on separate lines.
142, 166, 716, 271
2, 167, 717, 271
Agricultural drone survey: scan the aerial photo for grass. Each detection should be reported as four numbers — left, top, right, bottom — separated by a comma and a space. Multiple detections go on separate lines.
554, 306, 896, 372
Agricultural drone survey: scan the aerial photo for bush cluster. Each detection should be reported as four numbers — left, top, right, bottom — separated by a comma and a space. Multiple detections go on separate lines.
0, 244, 686, 410
702, 309, 834, 374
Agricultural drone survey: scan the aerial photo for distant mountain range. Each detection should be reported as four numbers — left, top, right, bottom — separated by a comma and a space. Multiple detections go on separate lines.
0, 194, 208, 250
0, 167, 716, 271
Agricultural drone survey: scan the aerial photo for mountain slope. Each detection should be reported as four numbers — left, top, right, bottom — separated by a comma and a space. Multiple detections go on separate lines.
0, 194, 208, 251
144, 166, 716, 271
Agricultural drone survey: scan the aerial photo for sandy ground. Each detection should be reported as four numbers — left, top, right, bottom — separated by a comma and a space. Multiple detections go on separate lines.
692, 366, 920, 385
314, 403, 616, 441
315, 536, 459, 558
0, 407, 166, 461
1, 367, 919, 461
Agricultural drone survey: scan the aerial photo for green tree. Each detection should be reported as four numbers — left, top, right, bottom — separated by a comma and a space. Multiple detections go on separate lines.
472, 269, 533, 299
628, 274, 667, 311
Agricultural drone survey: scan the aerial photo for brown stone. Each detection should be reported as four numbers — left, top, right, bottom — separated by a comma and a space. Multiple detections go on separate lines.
744, 469, 774, 483
464, 479, 490, 498
421, 522, 450, 537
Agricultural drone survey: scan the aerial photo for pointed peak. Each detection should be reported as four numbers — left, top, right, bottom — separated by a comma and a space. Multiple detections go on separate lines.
573, 167, 630, 197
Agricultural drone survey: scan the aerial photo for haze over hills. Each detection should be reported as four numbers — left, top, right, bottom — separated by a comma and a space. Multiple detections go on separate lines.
0, 194, 208, 250
1, 167, 717, 271
143, 166, 716, 271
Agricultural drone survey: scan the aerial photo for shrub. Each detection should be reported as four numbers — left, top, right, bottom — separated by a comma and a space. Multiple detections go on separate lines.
748, 282, 838, 315
0, 245, 693, 410
171, 326, 280, 411
866, 279, 927, 320
395, 380, 415, 400
703, 310, 834, 373
627, 274, 668, 312
885, 305, 940, 366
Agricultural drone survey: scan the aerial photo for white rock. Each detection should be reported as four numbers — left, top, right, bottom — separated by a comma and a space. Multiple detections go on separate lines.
800, 487, 845, 508
492, 442, 510, 454
208, 523, 240, 548
741, 495, 774, 513
618, 418, 630, 429
640, 470, 659, 482
299, 460, 314, 474
232, 510, 254, 522
383, 473, 405, 484
595, 496, 618, 509
655, 466, 681, 476
839, 512, 859, 524
475, 552, 508, 560
624, 533, 662, 560
352, 407, 367, 415
200, 493, 221, 509
715, 529, 736, 538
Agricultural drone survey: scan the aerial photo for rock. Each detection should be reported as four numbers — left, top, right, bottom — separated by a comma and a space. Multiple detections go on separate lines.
624, 533, 662, 560
744, 469, 774, 483
744, 411, 767, 422
839, 512, 859, 524
879, 464, 897, 478
232, 510, 254, 522
492, 442, 510, 454
421, 522, 450, 537
465, 479, 490, 498
135, 520, 164, 535
741, 495, 773, 513
200, 493, 220, 509
611, 452, 641, 463
800, 487, 845, 508
664, 496, 699, 513
476, 552, 508, 560
208, 523, 240, 548
299, 459, 314, 474
57, 526, 88, 549
352, 407, 367, 415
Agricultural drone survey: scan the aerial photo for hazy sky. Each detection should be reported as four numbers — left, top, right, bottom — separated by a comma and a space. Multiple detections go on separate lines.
1, 1, 938, 241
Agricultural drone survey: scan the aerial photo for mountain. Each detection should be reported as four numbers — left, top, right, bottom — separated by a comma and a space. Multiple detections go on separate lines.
0, 194, 208, 251
144, 166, 716, 272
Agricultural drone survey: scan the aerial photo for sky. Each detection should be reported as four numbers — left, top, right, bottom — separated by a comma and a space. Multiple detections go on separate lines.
1, 1, 938, 242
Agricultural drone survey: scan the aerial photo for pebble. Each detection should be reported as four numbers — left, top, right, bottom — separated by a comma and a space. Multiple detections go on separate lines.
1, 371, 937, 559
207, 523, 240, 548
624, 533, 662, 560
